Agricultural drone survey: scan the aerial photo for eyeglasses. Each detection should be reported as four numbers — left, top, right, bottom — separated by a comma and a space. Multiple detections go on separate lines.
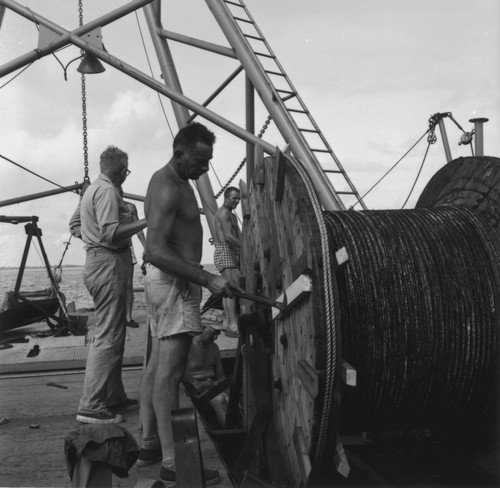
121, 168, 131, 177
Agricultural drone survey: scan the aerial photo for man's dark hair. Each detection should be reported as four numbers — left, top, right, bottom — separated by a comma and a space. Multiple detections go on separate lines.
173, 122, 216, 149
224, 186, 240, 199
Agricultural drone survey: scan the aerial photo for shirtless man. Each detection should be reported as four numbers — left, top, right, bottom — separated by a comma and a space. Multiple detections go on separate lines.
138, 123, 240, 485
183, 323, 229, 428
214, 187, 241, 337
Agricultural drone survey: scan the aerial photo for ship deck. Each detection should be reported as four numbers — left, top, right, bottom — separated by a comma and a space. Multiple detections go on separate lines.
0, 309, 237, 488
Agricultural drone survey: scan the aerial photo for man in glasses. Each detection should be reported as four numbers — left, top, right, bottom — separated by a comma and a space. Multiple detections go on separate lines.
72, 146, 147, 424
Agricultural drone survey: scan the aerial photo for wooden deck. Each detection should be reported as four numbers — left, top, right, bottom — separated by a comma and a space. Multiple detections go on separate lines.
0, 309, 238, 487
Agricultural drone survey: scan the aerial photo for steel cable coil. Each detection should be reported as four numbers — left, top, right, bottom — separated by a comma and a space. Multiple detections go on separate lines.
324, 205, 499, 428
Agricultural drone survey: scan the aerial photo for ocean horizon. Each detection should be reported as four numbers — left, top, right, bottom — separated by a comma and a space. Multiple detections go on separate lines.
0, 263, 217, 311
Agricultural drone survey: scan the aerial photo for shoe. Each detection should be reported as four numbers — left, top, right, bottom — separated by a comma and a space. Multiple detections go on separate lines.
136, 446, 162, 467
160, 466, 221, 486
109, 398, 139, 410
224, 329, 239, 338
126, 320, 140, 328
76, 409, 123, 424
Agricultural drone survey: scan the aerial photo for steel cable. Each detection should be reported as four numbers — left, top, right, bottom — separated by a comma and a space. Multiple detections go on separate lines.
324, 205, 499, 428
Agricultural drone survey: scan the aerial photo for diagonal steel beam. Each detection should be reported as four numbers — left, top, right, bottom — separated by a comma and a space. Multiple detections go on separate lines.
0, 0, 276, 158
0, 0, 155, 77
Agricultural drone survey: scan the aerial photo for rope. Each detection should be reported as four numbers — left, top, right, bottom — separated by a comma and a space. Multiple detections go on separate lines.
0, 153, 81, 193
134, 11, 175, 138
352, 129, 430, 208
400, 141, 431, 209
0, 62, 34, 90
285, 153, 337, 468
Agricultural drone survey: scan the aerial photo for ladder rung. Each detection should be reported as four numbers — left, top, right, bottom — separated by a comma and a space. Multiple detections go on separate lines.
287, 108, 308, 114
311, 149, 329, 153
233, 16, 253, 24
322, 169, 342, 174
244, 33, 264, 41
280, 93, 296, 102
224, 0, 244, 6
298, 128, 318, 133
276, 89, 295, 95
336, 191, 356, 195
265, 70, 285, 77
254, 51, 274, 58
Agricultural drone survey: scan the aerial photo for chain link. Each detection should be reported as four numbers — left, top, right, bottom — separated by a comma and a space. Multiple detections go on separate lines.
214, 115, 272, 199
79, 0, 90, 183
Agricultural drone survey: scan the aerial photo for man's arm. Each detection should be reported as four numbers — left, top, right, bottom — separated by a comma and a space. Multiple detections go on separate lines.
130, 203, 147, 249
68, 202, 82, 239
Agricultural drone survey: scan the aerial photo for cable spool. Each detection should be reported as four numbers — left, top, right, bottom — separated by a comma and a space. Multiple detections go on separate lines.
240, 154, 500, 486
325, 204, 500, 427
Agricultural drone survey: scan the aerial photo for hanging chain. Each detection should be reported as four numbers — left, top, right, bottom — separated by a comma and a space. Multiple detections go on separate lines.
79, 0, 90, 184
214, 115, 273, 199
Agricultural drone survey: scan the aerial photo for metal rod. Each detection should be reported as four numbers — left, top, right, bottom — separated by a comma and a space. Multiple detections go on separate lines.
246, 75, 255, 182
186, 66, 243, 124
143, 3, 219, 237
470, 117, 489, 156
0, 183, 82, 208
0, 0, 155, 77
0, 5, 6, 29
158, 28, 236, 58
437, 118, 453, 162
205, 0, 343, 211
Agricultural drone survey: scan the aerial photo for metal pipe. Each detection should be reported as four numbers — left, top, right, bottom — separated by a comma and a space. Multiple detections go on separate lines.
469, 117, 489, 156
0, 5, 6, 29
437, 118, 453, 162
246, 75, 255, 182
0, 183, 82, 208
158, 28, 236, 58
205, 0, 343, 211
0, 0, 155, 77
143, 3, 219, 237
186, 66, 243, 123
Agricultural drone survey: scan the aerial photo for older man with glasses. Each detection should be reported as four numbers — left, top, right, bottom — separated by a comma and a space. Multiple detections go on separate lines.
72, 145, 147, 424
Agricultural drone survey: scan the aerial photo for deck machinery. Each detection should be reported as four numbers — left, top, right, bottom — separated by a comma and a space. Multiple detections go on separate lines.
0, 1, 498, 486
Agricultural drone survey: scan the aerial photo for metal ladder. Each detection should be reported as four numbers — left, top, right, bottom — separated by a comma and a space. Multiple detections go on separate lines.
221, 0, 366, 210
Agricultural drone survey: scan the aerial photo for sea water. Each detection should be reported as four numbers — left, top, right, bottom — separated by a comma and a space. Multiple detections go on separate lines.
0, 264, 216, 311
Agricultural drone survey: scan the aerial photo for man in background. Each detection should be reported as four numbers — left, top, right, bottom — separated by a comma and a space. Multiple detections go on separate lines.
214, 187, 241, 337
183, 323, 229, 428
72, 146, 147, 424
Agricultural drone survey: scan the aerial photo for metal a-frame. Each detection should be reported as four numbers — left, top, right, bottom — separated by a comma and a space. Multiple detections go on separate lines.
0, 0, 366, 233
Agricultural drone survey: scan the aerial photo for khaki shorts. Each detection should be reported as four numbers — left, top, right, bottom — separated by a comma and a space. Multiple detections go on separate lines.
145, 265, 202, 339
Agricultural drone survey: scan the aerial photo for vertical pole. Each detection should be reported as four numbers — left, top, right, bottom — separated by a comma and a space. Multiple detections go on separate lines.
142, 3, 218, 236
14, 224, 34, 295
246, 75, 255, 183
437, 118, 452, 163
470, 117, 489, 156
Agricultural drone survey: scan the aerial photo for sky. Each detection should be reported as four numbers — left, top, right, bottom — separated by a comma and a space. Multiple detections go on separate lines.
0, 0, 498, 269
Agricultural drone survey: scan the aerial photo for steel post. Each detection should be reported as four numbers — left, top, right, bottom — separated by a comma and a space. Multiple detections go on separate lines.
470, 117, 489, 156
246, 75, 255, 182
438, 118, 453, 162
143, 3, 219, 236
